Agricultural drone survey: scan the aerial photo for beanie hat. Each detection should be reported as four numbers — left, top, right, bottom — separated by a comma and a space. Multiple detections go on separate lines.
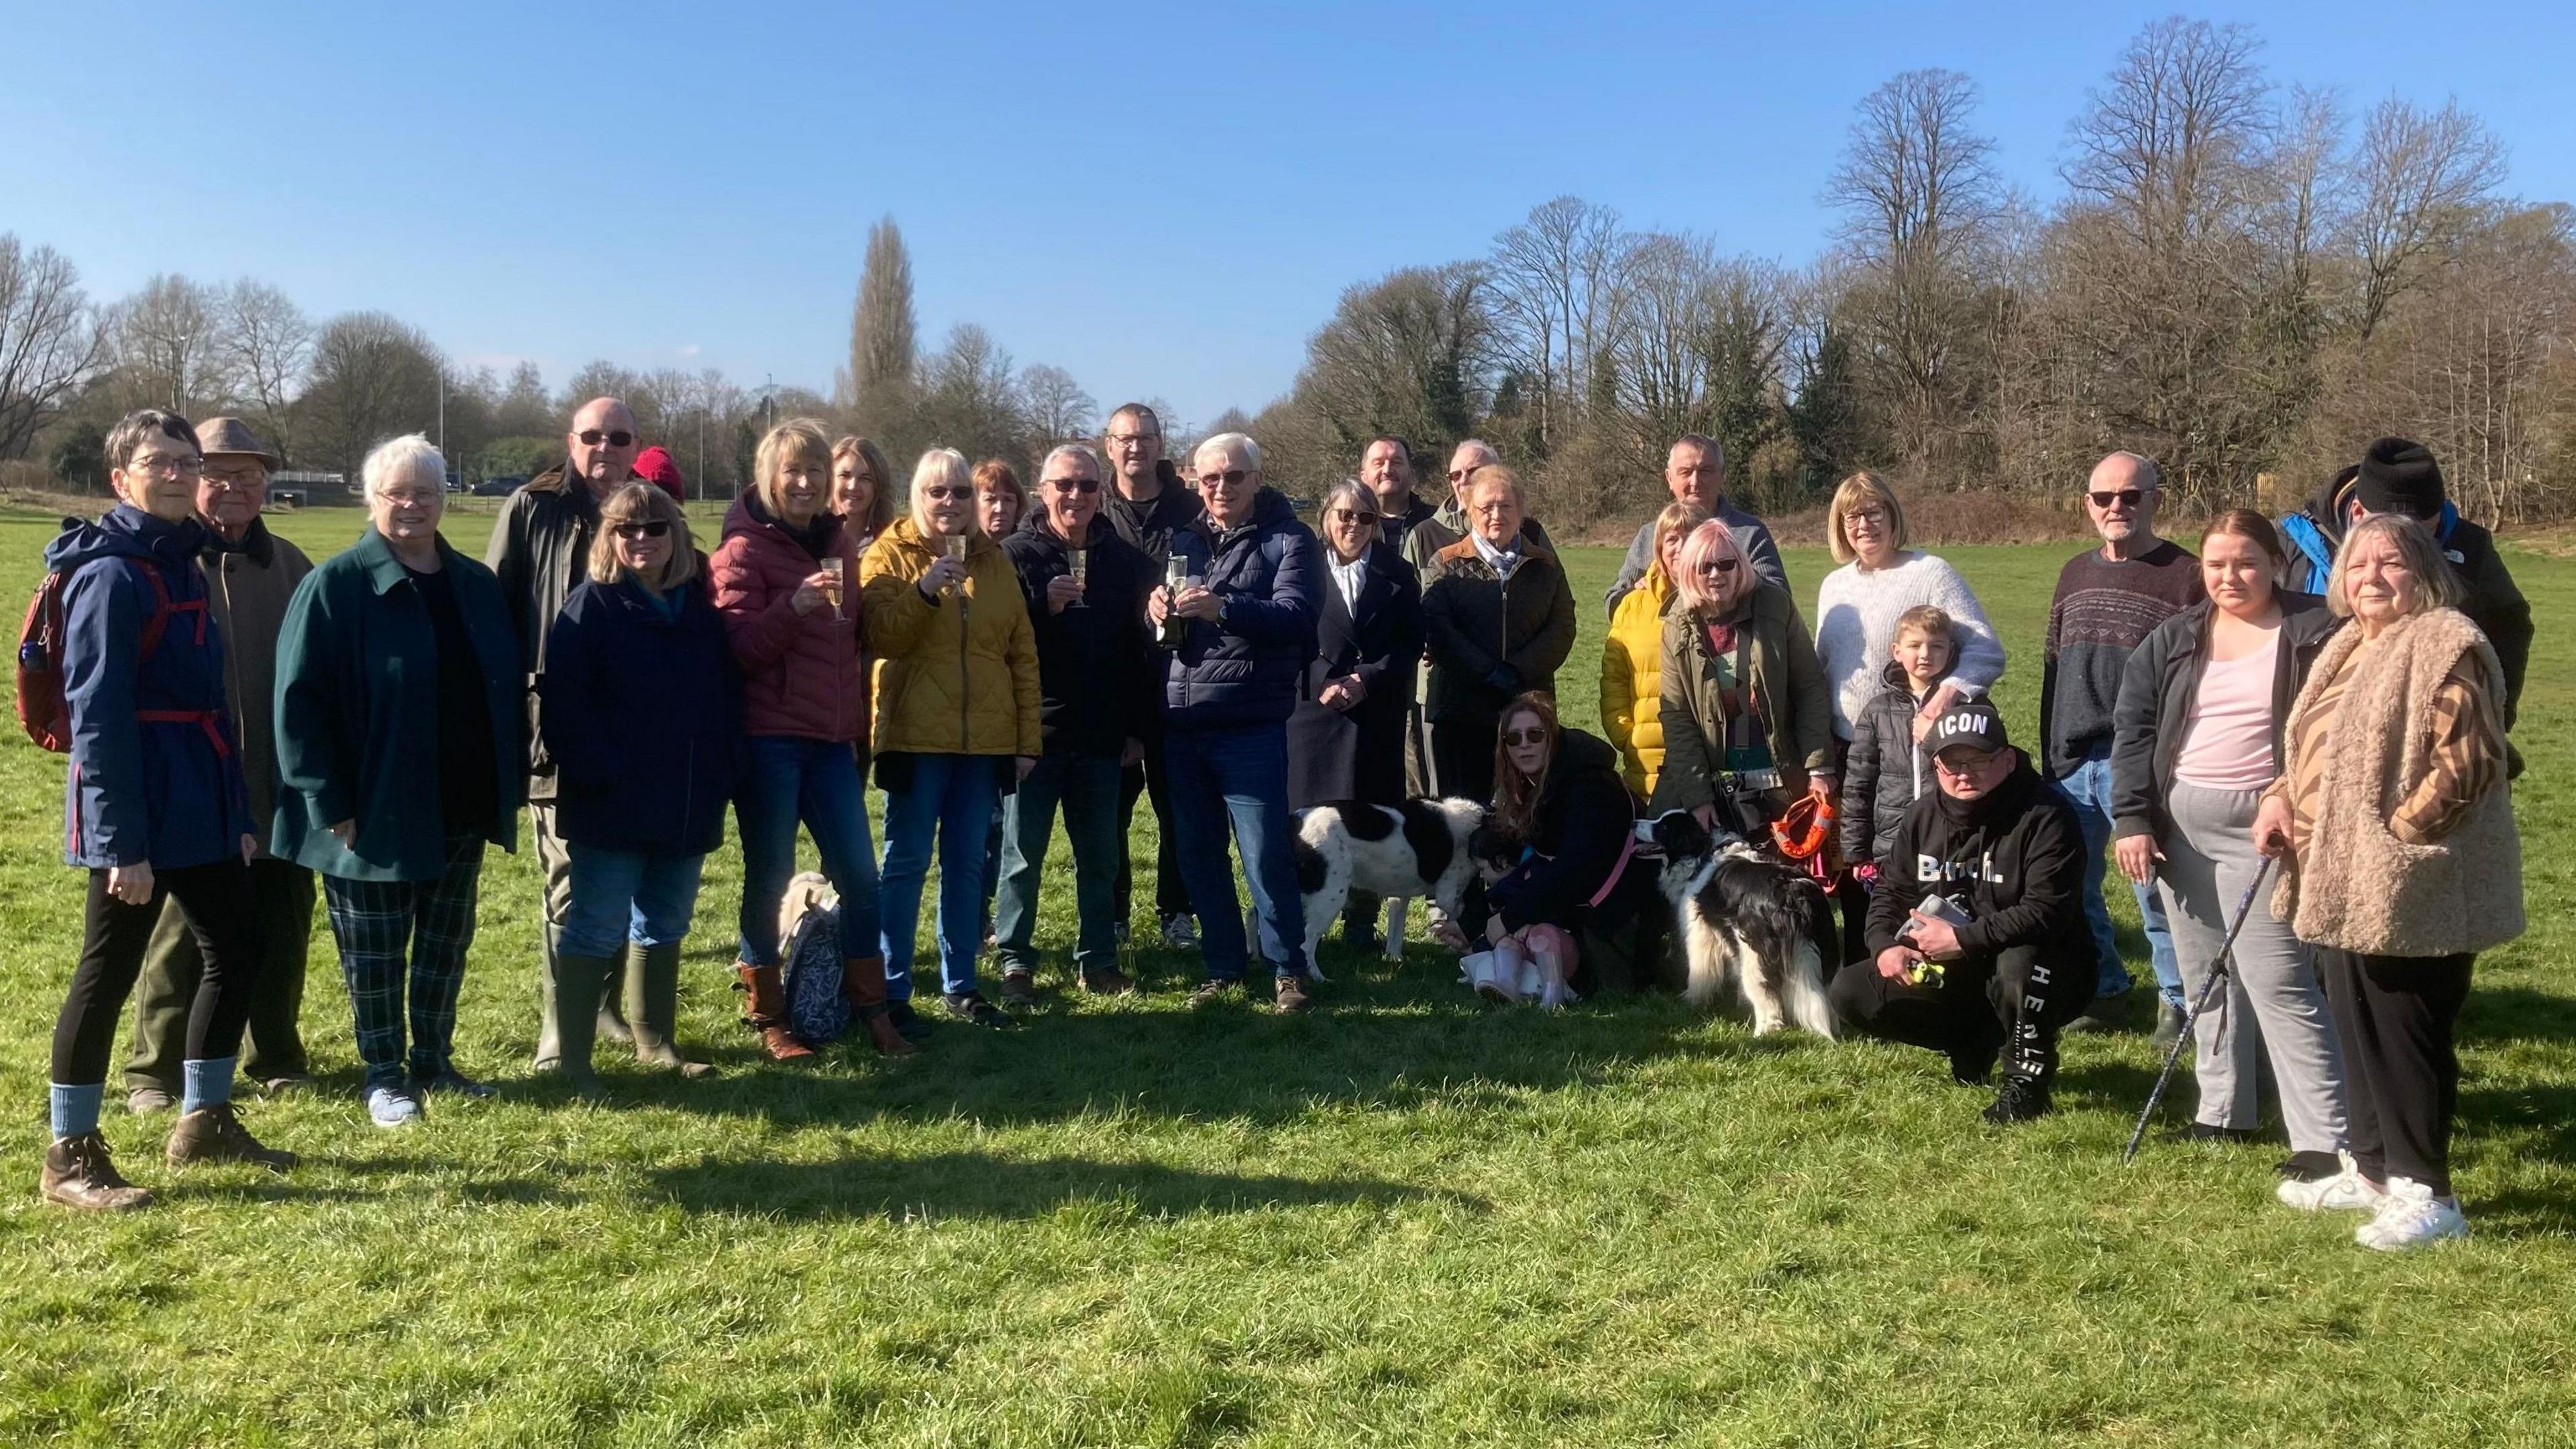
2353, 437, 2445, 521
633, 445, 686, 502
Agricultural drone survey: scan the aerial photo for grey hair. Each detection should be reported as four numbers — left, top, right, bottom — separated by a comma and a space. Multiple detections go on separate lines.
2102, 450, 2162, 492
1452, 437, 1499, 468
1670, 433, 1727, 473
1322, 476, 1381, 521
1193, 431, 1262, 474
362, 433, 448, 501
1042, 442, 1104, 480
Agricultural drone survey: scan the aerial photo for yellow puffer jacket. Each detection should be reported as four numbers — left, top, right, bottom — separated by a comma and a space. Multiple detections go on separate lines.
859, 518, 1041, 757
1600, 564, 1673, 798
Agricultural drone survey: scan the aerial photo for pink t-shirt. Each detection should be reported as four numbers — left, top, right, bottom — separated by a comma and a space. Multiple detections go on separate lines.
2174, 629, 2282, 791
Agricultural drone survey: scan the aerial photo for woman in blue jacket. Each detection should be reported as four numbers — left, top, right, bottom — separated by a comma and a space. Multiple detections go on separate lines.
42, 411, 295, 1212
540, 484, 741, 1087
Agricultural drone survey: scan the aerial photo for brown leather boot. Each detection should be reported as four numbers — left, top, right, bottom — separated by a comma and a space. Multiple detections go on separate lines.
733, 962, 816, 1062
166, 1102, 299, 1171
841, 955, 917, 1057
41, 1132, 154, 1211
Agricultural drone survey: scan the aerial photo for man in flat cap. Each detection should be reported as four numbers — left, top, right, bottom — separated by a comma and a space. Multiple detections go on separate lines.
122, 417, 319, 1110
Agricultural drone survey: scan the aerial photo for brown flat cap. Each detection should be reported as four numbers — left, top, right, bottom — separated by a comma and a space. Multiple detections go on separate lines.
194, 416, 279, 468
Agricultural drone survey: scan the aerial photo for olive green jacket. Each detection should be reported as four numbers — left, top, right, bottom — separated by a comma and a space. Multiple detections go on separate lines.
1650, 582, 1835, 815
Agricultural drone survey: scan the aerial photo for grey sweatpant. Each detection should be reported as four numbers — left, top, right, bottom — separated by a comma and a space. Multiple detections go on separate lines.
2156, 782, 2349, 1150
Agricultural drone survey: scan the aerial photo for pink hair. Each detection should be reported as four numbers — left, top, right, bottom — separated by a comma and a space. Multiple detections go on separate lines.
1672, 519, 1751, 612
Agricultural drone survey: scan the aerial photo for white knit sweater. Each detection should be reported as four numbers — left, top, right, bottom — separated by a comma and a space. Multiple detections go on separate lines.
1812, 551, 2008, 738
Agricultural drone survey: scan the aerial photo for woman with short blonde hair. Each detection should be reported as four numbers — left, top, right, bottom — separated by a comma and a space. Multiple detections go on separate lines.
585, 482, 696, 591
1811, 469, 2004, 746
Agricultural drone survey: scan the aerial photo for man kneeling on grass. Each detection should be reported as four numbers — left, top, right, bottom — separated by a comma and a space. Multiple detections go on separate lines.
1828, 702, 2094, 1124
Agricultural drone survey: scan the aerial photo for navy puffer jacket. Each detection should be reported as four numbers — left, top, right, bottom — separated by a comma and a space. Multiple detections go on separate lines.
1161, 487, 1322, 733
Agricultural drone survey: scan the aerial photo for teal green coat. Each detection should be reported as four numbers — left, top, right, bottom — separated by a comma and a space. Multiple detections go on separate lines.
272, 527, 525, 881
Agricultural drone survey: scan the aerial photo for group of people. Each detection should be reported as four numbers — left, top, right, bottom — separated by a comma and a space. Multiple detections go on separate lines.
31, 400, 2530, 1254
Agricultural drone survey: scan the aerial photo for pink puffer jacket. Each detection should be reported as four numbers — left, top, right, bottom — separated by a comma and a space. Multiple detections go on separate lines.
709, 492, 869, 745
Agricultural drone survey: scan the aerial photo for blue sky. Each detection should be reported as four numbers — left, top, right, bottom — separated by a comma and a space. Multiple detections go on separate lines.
6, 1, 2573, 433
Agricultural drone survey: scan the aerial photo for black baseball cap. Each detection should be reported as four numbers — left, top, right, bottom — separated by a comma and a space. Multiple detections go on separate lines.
1924, 700, 2010, 757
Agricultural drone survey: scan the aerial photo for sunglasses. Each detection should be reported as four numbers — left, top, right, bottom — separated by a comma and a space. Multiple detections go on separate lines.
924, 484, 971, 500
613, 521, 672, 540
1197, 470, 1250, 488
577, 429, 635, 448
2089, 488, 2145, 508
1447, 468, 1470, 482
1698, 557, 1739, 575
1047, 477, 1102, 494
1326, 507, 1375, 524
1503, 728, 1549, 746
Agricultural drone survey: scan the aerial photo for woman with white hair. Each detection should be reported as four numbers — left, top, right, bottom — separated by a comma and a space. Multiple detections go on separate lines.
273, 433, 526, 1128
859, 447, 1040, 1030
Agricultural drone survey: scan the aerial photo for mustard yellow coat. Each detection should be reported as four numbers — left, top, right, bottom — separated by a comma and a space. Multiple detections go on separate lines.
1599, 564, 1674, 798
859, 517, 1042, 758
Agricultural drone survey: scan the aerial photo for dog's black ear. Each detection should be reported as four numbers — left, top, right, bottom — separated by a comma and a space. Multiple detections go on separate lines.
1652, 810, 1709, 857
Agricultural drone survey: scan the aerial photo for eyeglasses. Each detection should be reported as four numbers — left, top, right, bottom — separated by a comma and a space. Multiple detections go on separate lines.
577, 429, 636, 448
613, 521, 672, 540
924, 485, 971, 500
1046, 477, 1102, 494
201, 467, 267, 490
2088, 488, 2145, 508
1326, 507, 1375, 525
1698, 557, 1739, 575
1502, 728, 1549, 746
1932, 751, 1994, 776
1843, 506, 1887, 523
1106, 431, 1160, 447
129, 454, 203, 478
1197, 470, 1250, 489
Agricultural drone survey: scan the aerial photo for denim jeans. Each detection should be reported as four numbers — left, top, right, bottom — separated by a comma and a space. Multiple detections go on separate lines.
1165, 724, 1308, 981
994, 750, 1125, 979
879, 753, 1004, 1000
561, 845, 708, 958
2051, 745, 2180, 1008
735, 737, 881, 969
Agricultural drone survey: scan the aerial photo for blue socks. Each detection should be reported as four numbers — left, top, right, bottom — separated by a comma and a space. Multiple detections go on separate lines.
50, 1081, 104, 1140
180, 1057, 236, 1116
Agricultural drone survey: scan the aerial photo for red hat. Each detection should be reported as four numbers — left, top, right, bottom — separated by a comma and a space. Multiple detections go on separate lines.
633, 445, 685, 501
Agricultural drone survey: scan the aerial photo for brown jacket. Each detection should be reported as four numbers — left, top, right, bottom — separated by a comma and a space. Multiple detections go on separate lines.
859, 518, 1042, 758
1650, 582, 1835, 816
2270, 607, 2522, 956
1420, 533, 1576, 722
205, 517, 313, 855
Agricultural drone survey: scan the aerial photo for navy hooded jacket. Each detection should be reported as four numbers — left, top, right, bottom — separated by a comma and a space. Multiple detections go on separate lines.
539, 570, 743, 855
1160, 487, 1322, 733
49, 504, 255, 870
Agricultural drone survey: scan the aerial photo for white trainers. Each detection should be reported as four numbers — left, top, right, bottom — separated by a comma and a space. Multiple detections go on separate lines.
2356, 1176, 2469, 1251
2275, 1152, 2385, 1214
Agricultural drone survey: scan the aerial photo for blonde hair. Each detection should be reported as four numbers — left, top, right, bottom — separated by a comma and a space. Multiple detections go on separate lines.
1891, 604, 1954, 659
830, 434, 897, 539
910, 447, 978, 539
753, 418, 833, 517
1648, 501, 1710, 586
1826, 471, 1909, 564
587, 482, 697, 592
2327, 512, 2462, 620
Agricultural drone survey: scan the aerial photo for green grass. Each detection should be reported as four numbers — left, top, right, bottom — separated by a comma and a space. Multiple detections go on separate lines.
1, 507, 2571, 1446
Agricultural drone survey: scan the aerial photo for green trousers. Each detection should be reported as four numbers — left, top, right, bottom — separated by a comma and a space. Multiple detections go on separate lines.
125, 857, 317, 1091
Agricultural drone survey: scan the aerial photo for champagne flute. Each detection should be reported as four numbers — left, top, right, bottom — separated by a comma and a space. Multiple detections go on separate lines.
821, 555, 845, 621
1067, 547, 1089, 608
944, 533, 968, 596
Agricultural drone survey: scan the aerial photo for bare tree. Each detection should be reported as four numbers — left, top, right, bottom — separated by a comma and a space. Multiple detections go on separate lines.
1019, 363, 1095, 443
299, 311, 443, 480
2351, 97, 2506, 339
1287, 263, 1495, 492
914, 324, 1030, 468
215, 278, 312, 460
1489, 197, 1629, 449
108, 273, 227, 417
850, 216, 918, 431
2062, 17, 2272, 250
0, 234, 104, 459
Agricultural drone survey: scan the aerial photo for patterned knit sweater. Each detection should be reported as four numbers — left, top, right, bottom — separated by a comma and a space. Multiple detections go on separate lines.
2039, 539, 2204, 775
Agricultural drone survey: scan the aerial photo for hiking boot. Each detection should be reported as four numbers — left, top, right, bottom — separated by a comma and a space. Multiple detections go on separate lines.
2151, 999, 2188, 1056
2277, 1151, 2384, 1214
368, 1086, 423, 1128
941, 991, 1014, 1029
1188, 979, 1239, 1009
41, 1133, 154, 1212
1161, 914, 1199, 949
733, 962, 816, 1063
2358, 1177, 2468, 1251
1274, 974, 1313, 1014
885, 998, 932, 1043
126, 1085, 176, 1116
998, 969, 1038, 1006
1982, 1077, 2053, 1125
166, 1102, 299, 1171
1081, 965, 1136, 996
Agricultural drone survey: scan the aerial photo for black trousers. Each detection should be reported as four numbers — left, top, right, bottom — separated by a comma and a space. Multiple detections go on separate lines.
1829, 941, 2093, 1085
1116, 735, 1193, 922
55, 859, 264, 1086
1428, 712, 1499, 808
2317, 947, 2473, 1197
126, 857, 316, 1089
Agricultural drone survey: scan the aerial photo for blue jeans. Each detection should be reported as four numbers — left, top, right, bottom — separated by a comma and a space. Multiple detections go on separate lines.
1165, 724, 1308, 981
879, 753, 1004, 1000
561, 845, 707, 958
2052, 747, 2181, 1008
735, 737, 881, 969
994, 751, 1125, 978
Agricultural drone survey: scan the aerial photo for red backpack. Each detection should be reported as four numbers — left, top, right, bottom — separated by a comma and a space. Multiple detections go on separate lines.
16, 533, 191, 753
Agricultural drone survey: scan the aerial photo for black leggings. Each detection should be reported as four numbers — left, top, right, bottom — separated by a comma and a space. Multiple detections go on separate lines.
2316, 947, 2473, 1197
54, 861, 264, 1085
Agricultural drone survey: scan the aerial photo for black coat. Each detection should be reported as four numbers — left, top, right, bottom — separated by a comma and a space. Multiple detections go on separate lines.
1000, 513, 1159, 757
1487, 730, 1651, 936
539, 572, 741, 855
2108, 594, 2341, 846
1864, 756, 2090, 963
1287, 542, 1425, 807
1100, 461, 1205, 568
1840, 663, 1935, 867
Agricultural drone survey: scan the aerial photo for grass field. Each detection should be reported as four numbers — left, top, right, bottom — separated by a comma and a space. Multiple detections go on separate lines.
1, 502, 2571, 1446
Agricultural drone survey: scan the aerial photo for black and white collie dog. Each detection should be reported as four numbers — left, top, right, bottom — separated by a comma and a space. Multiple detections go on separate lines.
1290, 798, 1487, 967
1650, 810, 1840, 1037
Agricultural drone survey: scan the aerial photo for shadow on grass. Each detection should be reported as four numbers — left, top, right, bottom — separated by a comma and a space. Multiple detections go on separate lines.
2462, 985, 2576, 1049
647, 1148, 1474, 1221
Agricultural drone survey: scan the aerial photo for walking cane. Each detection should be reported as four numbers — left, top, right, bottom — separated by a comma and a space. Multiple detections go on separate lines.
2122, 856, 2274, 1164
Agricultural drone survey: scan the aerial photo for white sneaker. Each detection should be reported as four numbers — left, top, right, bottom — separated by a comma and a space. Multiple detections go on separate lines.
2275, 1152, 2385, 1214
2357, 1176, 2469, 1251
366, 1086, 422, 1129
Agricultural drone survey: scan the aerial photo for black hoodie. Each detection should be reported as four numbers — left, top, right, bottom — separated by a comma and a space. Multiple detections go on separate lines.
1864, 752, 2089, 962
1487, 729, 1652, 936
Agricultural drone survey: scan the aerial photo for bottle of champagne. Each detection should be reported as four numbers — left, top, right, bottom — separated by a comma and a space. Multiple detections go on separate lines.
1159, 554, 1192, 649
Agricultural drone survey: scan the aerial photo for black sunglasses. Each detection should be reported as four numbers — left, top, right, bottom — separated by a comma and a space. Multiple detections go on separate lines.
612, 521, 672, 539
1698, 557, 1739, 575
1326, 506, 1375, 524
924, 484, 971, 500
2089, 488, 2145, 508
1502, 727, 1549, 746
1197, 470, 1250, 488
1049, 477, 1101, 494
578, 429, 635, 448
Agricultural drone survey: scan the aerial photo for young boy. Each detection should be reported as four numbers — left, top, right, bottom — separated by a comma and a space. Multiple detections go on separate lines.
1839, 606, 1962, 877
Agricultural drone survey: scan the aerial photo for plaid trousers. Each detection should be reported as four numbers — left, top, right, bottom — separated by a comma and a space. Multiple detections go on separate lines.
322, 833, 486, 1089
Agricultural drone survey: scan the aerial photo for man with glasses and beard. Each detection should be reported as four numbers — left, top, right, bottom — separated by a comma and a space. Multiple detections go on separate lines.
486, 396, 646, 1074
1096, 402, 1204, 950
2040, 451, 2200, 1042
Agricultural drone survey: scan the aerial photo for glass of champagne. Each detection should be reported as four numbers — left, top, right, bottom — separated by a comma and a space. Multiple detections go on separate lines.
945, 533, 968, 595
821, 555, 845, 621
1067, 547, 1089, 608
